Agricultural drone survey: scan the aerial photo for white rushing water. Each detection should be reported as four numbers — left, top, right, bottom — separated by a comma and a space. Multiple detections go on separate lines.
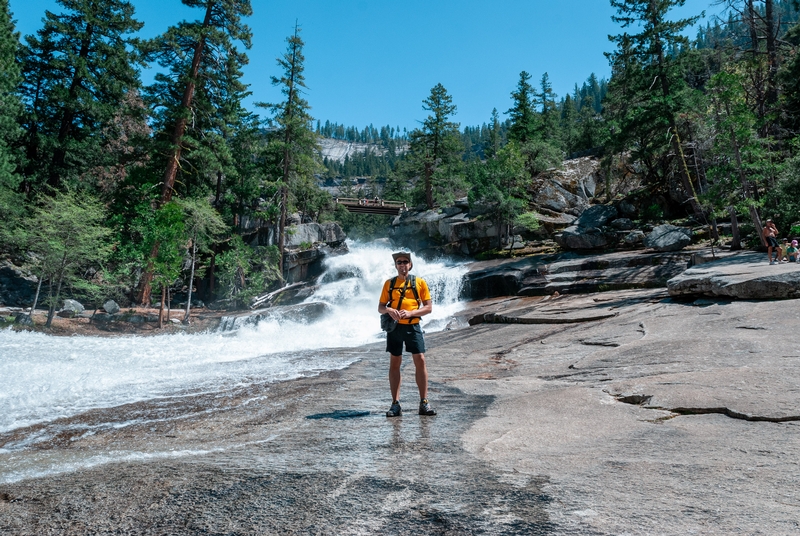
0, 242, 468, 436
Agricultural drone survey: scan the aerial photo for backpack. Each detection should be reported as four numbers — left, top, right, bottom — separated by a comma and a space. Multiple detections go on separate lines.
380, 275, 421, 332
385, 274, 421, 307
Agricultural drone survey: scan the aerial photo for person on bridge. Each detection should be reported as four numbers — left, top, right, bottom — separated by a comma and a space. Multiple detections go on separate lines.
378, 251, 436, 417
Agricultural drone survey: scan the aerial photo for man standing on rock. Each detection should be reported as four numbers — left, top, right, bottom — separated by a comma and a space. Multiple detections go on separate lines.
764, 219, 783, 264
378, 251, 436, 417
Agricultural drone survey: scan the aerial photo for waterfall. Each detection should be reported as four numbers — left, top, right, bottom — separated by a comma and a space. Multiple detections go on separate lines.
0, 242, 468, 437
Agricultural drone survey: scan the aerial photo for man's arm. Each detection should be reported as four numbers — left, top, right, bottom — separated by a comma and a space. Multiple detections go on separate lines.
379, 302, 402, 321
398, 299, 432, 320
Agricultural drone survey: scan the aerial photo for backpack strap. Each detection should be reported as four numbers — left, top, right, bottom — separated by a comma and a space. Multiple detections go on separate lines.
407, 274, 421, 307
393, 277, 411, 311
384, 276, 397, 306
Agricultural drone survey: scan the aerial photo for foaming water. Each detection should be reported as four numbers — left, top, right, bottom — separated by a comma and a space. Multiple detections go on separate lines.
0, 242, 467, 436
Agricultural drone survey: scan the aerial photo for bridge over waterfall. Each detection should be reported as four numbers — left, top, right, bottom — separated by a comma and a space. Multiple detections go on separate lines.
335, 197, 407, 216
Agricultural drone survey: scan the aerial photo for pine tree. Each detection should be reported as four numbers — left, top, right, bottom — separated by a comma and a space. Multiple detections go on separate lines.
537, 72, 560, 145
145, 0, 253, 204
260, 25, 320, 278
485, 108, 502, 159
0, 0, 22, 193
606, 0, 705, 218
507, 71, 537, 144
19, 0, 144, 191
405, 83, 463, 209
560, 94, 579, 154
136, 0, 252, 304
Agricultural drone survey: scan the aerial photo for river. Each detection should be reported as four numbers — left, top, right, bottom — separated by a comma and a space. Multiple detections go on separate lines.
0, 243, 468, 483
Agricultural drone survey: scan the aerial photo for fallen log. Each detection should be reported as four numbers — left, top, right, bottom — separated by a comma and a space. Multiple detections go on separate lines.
250, 282, 306, 309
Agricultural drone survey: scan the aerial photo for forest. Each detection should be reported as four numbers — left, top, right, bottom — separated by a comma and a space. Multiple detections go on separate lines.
1, 0, 800, 325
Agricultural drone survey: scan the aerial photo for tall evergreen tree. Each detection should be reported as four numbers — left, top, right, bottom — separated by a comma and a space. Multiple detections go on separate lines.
507, 71, 537, 144
560, 94, 579, 154
260, 25, 320, 277
137, 0, 252, 304
0, 0, 22, 194
145, 0, 253, 204
537, 72, 560, 145
606, 0, 705, 218
18, 0, 143, 191
405, 83, 463, 209
485, 108, 502, 159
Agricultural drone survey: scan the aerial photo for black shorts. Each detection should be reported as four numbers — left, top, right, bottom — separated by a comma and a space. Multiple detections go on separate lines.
386, 323, 426, 356
767, 236, 779, 248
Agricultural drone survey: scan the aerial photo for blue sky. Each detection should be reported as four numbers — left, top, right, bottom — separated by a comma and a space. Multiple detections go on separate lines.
10, 0, 718, 131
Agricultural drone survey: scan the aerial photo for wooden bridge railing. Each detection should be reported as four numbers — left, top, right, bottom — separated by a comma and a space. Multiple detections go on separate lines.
335, 197, 407, 216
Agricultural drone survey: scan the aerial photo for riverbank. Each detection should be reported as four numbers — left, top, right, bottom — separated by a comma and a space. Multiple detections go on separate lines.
0, 306, 228, 336
2, 256, 799, 534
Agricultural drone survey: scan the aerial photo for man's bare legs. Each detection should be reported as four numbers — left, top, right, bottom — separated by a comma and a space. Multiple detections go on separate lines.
388, 352, 429, 402
389, 354, 402, 402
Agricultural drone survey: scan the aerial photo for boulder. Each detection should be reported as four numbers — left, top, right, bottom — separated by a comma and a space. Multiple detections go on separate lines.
14, 313, 33, 326
0, 260, 38, 307
555, 226, 611, 250
644, 224, 692, 252
103, 300, 120, 315
531, 157, 600, 214
464, 249, 691, 300
610, 218, 635, 230
92, 312, 114, 323
61, 299, 85, 314
667, 252, 800, 300
623, 230, 646, 245
616, 200, 637, 217
57, 309, 76, 318
575, 204, 618, 228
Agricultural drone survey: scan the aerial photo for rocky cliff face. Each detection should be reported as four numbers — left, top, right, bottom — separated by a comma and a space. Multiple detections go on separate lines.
390, 157, 607, 257
283, 222, 348, 283
317, 138, 407, 164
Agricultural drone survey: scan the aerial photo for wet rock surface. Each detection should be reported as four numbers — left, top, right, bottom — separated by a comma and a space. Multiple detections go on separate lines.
2, 253, 800, 534
464, 249, 690, 299
668, 251, 800, 299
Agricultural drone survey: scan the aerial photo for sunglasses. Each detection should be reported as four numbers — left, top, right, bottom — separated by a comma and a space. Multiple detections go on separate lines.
395, 260, 410, 265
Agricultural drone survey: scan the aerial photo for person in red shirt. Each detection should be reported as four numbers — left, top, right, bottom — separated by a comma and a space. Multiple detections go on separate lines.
378, 251, 436, 417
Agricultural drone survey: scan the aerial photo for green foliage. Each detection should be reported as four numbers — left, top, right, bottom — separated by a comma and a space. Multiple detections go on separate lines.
0, 0, 22, 190
764, 151, 800, 233
258, 26, 322, 272
143, 0, 253, 202
404, 83, 464, 208
216, 235, 280, 308
19, 0, 144, 192
333, 204, 393, 241
507, 71, 538, 145
14, 191, 111, 325
468, 141, 529, 246
643, 203, 665, 222
515, 212, 541, 232
178, 197, 228, 255
604, 0, 701, 196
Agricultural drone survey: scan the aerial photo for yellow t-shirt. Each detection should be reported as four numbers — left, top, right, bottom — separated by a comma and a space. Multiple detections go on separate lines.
379, 276, 431, 325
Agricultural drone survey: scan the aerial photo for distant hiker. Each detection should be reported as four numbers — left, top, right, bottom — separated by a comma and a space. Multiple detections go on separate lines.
764, 219, 782, 264
378, 251, 436, 417
787, 240, 799, 263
